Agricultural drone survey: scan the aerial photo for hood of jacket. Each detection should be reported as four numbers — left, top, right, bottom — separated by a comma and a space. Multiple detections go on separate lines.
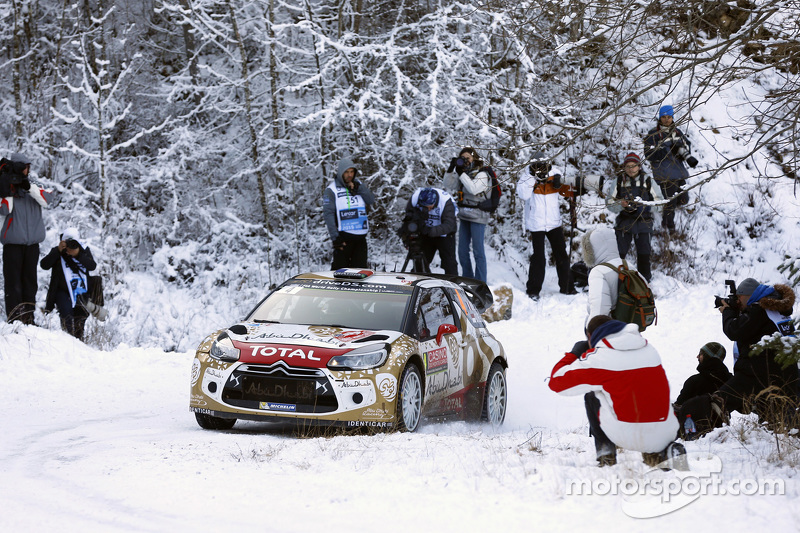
335, 158, 356, 188
756, 284, 795, 315
582, 227, 620, 267
590, 321, 646, 352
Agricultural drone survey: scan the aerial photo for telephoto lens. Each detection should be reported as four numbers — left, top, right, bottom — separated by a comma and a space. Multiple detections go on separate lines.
66, 239, 80, 250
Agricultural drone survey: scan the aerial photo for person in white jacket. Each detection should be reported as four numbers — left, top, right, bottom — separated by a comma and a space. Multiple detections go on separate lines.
443, 147, 492, 282
581, 226, 624, 323
516, 152, 574, 299
549, 316, 683, 467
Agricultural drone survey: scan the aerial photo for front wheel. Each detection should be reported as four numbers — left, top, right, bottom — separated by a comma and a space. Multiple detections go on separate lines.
396, 364, 423, 432
481, 362, 507, 426
195, 412, 236, 430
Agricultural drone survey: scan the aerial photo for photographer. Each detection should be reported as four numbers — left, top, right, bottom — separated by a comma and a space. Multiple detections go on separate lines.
643, 105, 697, 235
40, 228, 101, 341
443, 147, 491, 282
322, 156, 375, 270
604, 153, 663, 281
399, 187, 458, 275
516, 151, 574, 299
0, 152, 54, 324
716, 278, 799, 419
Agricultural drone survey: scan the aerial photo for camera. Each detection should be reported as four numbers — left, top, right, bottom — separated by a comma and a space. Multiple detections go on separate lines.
65, 239, 80, 250
78, 294, 108, 321
398, 208, 429, 249
674, 144, 699, 168
714, 280, 738, 309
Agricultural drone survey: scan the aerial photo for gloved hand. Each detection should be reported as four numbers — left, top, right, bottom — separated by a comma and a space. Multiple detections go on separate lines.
350, 180, 360, 193
333, 235, 346, 250
447, 157, 459, 173
551, 174, 562, 188
421, 226, 433, 237
685, 155, 699, 168
19, 179, 31, 191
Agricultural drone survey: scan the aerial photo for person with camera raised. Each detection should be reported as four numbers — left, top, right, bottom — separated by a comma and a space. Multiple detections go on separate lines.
0, 152, 54, 324
40, 228, 100, 341
643, 105, 697, 235
604, 153, 662, 281
516, 151, 574, 300
322, 156, 375, 270
443, 147, 491, 282
399, 187, 458, 275
716, 278, 798, 418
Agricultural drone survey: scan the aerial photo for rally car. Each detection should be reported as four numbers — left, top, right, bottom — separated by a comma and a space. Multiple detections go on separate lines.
190, 269, 508, 432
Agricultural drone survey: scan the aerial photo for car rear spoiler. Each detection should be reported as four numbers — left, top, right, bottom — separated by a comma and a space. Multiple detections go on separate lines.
420, 274, 494, 313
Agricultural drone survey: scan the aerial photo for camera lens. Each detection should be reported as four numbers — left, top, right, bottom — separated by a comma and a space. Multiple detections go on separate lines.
456, 158, 465, 167
66, 239, 79, 250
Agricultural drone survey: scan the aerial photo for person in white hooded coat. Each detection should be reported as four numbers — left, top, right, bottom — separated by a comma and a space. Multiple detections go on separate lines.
582, 226, 624, 323
549, 317, 681, 466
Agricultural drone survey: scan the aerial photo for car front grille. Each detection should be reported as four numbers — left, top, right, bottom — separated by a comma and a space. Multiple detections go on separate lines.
222, 361, 338, 413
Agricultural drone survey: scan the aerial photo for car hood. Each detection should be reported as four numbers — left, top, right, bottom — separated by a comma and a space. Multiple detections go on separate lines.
227, 323, 403, 367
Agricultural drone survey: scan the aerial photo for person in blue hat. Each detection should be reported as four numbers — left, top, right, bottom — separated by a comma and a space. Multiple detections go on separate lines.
643, 105, 698, 234
399, 187, 458, 275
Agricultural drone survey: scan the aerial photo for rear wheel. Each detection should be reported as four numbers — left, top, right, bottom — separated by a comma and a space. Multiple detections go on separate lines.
396, 364, 423, 432
195, 412, 237, 430
482, 362, 507, 426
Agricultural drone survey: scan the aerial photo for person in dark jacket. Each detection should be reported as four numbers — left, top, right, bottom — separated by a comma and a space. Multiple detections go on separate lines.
716, 278, 798, 418
604, 153, 662, 281
40, 228, 97, 340
322, 157, 376, 270
643, 105, 697, 234
400, 187, 458, 275
0, 152, 55, 324
675, 342, 732, 406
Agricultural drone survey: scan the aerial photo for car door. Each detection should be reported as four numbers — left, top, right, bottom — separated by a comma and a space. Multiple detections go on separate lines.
415, 286, 464, 415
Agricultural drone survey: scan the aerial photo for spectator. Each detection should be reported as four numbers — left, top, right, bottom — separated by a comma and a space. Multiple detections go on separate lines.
322, 157, 375, 270
516, 151, 575, 300
399, 187, 458, 275
549, 317, 684, 467
674, 342, 732, 407
716, 278, 798, 418
40, 228, 97, 340
643, 105, 697, 234
444, 147, 491, 282
604, 153, 662, 281
0, 153, 54, 324
581, 226, 623, 323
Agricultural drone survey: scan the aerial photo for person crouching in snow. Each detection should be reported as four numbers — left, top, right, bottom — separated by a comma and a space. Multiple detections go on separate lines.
548, 316, 684, 468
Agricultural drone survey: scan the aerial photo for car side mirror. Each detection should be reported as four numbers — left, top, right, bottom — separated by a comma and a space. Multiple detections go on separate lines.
436, 323, 458, 346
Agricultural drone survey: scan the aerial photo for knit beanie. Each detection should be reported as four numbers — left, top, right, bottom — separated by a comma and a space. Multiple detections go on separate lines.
736, 278, 760, 297
623, 153, 641, 166
700, 342, 726, 361
659, 105, 674, 118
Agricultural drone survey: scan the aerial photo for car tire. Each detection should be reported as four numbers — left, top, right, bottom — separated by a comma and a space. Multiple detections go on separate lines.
195, 412, 236, 430
396, 363, 423, 432
481, 361, 507, 426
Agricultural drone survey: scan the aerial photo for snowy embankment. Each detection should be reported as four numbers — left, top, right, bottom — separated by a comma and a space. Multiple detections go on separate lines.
2, 267, 798, 531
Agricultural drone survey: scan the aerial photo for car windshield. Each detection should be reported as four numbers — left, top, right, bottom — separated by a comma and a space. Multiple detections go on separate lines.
248, 283, 412, 332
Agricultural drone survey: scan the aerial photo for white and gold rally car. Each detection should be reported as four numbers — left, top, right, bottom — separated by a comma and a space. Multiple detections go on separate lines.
190, 269, 507, 432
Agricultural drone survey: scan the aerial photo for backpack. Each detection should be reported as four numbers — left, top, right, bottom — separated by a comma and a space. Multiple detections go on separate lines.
0, 158, 12, 198
477, 166, 502, 213
600, 259, 657, 331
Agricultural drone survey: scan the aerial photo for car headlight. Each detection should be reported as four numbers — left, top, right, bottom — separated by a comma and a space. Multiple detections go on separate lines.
327, 343, 390, 371
209, 332, 240, 362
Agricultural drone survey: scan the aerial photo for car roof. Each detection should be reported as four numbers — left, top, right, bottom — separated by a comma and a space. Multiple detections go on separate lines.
293, 269, 444, 288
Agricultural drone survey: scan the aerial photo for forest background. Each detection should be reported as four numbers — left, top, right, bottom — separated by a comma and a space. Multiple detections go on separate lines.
2, 0, 799, 349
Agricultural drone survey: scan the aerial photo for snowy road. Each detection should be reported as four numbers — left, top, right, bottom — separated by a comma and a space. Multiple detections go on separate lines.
2, 280, 798, 531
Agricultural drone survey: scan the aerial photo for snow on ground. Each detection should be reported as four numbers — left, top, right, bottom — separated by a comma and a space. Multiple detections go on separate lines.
2, 258, 799, 532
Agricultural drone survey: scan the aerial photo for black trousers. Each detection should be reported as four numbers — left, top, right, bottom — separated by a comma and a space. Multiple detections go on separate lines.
657, 179, 688, 231
3, 243, 39, 324
615, 230, 652, 281
585, 392, 616, 458
331, 233, 368, 270
526, 227, 571, 295
54, 289, 89, 340
421, 234, 458, 276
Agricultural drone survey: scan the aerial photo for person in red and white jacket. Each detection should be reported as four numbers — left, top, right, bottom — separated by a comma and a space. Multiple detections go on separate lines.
549, 316, 680, 466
